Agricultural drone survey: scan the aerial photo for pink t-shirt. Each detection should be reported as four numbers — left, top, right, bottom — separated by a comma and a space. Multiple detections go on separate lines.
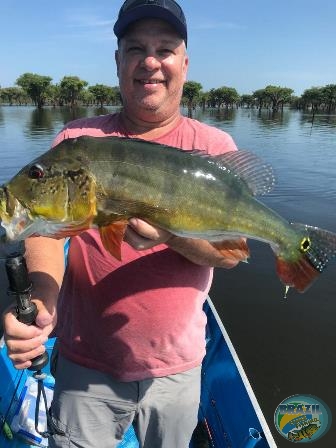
54, 113, 237, 381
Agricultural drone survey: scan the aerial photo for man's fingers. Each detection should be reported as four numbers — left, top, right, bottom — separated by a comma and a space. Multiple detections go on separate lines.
3, 311, 43, 339
5, 334, 48, 355
127, 218, 172, 245
8, 343, 47, 369
128, 218, 162, 239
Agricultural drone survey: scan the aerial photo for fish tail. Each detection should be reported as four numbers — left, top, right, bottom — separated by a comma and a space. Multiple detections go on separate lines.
275, 223, 336, 293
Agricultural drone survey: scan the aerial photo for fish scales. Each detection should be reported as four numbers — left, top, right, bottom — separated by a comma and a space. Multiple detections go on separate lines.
85, 137, 283, 241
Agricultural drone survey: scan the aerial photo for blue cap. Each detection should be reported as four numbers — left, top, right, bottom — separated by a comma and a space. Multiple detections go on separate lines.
114, 0, 187, 46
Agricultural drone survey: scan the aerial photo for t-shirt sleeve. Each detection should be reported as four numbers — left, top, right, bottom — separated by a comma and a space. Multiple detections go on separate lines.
51, 114, 120, 149
207, 128, 238, 156
183, 118, 238, 156
51, 118, 91, 148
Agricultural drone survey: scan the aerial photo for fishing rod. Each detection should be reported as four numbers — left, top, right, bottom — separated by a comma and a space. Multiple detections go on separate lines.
4, 252, 63, 437
5, 253, 49, 371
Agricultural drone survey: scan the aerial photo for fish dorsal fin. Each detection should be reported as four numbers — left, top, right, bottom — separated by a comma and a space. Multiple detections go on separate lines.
211, 150, 275, 196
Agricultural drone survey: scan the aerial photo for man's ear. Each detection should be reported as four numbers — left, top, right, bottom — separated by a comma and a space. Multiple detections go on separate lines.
183, 54, 189, 83
115, 49, 120, 78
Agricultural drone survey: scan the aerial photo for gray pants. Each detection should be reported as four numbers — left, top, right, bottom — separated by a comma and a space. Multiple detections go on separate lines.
48, 354, 201, 448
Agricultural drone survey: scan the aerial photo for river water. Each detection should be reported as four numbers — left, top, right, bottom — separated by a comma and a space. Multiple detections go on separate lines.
0, 106, 335, 446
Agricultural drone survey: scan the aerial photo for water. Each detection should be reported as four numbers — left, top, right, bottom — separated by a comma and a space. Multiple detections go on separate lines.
1, 106, 336, 446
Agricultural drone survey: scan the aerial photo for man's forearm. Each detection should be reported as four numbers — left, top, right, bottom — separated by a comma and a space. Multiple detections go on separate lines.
24, 237, 65, 305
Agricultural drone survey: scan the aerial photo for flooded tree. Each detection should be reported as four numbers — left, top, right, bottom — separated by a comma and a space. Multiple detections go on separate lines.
321, 84, 336, 113
59, 76, 88, 108
16, 73, 52, 108
183, 81, 202, 116
88, 84, 117, 108
263, 85, 294, 112
0, 87, 29, 105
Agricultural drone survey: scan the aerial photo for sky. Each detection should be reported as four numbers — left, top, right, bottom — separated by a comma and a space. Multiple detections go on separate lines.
1, 0, 335, 96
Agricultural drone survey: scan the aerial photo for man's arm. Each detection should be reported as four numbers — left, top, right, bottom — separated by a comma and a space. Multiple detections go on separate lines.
2, 237, 65, 369
125, 218, 242, 269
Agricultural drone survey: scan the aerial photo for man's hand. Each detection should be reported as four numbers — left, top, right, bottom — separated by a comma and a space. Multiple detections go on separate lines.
2, 237, 64, 369
3, 299, 56, 370
125, 218, 245, 268
125, 218, 173, 250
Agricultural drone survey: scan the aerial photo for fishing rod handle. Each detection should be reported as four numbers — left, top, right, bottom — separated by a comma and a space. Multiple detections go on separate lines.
5, 253, 49, 371
6, 253, 36, 323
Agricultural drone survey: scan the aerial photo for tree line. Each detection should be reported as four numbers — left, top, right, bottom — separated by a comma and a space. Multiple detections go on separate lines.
183, 82, 336, 113
0, 74, 121, 109
0, 72, 335, 113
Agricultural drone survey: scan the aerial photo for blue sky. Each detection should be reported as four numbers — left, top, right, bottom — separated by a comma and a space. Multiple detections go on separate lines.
1, 0, 335, 96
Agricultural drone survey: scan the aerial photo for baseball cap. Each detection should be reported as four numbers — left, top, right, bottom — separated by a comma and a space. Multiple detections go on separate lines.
114, 0, 188, 46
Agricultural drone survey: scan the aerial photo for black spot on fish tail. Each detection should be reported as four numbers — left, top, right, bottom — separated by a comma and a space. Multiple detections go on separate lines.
275, 223, 336, 293
293, 223, 336, 272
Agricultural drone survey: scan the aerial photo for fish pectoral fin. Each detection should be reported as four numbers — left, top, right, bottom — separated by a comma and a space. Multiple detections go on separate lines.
211, 238, 250, 262
99, 220, 128, 261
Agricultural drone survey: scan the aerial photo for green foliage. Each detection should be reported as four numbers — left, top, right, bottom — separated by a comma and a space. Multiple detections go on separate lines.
301, 87, 324, 110
208, 86, 239, 109
80, 89, 95, 107
263, 85, 294, 111
252, 86, 294, 111
239, 94, 255, 107
88, 84, 117, 107
301, 85, 336, 111
0, 87, 29, 105
183, 81, 203, 109
321, 84, 336, 112
16, 73, 52, 108
252, 88, 268, 106
59, 76, 88, 107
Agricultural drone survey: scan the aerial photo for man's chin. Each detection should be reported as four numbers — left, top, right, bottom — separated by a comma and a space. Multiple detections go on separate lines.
137, 101, 162, 113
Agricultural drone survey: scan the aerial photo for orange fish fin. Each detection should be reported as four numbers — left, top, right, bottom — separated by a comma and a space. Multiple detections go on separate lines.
48, 220, 93, 238
211, 238, 250, 261
99, 221, 128, 261
276, 223, 336, 292
276, 256, 320, 293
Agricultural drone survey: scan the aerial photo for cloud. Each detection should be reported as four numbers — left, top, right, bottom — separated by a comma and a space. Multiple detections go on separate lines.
66, 14, 114, 29
63, 9, 116, 42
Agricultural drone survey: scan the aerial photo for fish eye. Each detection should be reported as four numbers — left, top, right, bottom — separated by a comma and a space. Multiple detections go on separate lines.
28, 164, 45, 180
300, 237, 311, 252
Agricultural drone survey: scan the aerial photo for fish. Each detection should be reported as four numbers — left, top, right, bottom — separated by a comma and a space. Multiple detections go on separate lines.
288, 423, 319, 441
0, 135, 336, 293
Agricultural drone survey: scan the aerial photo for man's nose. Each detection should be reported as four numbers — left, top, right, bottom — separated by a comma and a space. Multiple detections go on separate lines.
141, 55, 160, 70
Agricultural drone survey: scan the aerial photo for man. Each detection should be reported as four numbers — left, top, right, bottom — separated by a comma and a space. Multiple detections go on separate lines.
3, 1, 240, 447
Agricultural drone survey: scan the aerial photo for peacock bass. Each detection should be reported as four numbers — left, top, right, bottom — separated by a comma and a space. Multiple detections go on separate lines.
0, 136, 336, 293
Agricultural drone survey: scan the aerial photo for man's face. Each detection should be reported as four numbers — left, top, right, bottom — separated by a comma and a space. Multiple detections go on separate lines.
116, 18, 188, 121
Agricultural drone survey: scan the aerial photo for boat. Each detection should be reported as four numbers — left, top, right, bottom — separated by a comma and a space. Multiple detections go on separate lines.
0, 246, 276, 447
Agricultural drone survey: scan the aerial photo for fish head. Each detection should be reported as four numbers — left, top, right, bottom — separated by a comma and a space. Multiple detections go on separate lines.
0, 147, 97, 240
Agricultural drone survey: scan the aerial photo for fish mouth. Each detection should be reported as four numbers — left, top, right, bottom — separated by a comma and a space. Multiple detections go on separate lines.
0, 186, 34, 241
